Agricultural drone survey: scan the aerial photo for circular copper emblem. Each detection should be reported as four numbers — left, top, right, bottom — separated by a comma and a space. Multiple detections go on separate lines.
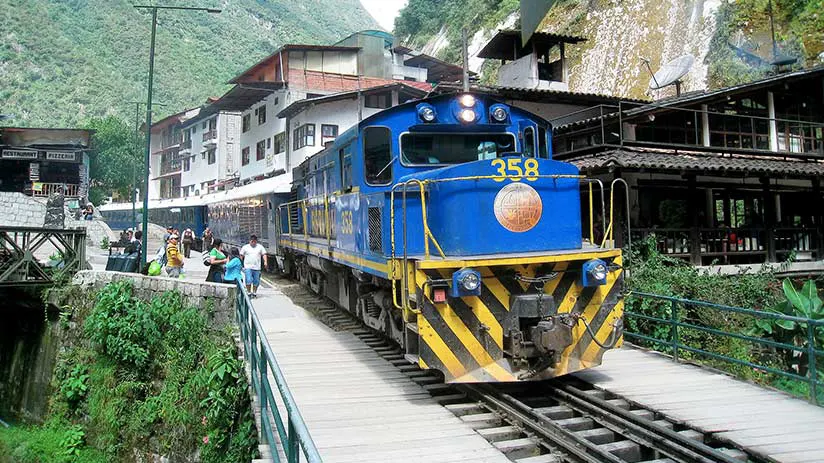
493, 183, 542, 232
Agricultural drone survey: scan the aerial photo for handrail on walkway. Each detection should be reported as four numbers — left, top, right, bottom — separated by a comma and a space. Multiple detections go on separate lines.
625, 291, 824, 405
234, 281, 322, 463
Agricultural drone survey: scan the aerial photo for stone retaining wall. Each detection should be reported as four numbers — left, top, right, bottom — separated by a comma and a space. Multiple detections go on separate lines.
71, 270, 237, 329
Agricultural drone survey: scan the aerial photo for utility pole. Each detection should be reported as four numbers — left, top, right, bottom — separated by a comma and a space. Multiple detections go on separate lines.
134, 4, 221, 264
462, 28, 470, 92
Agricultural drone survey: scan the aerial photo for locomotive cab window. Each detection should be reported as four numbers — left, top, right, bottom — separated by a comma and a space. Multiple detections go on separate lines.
538, 126, 549, 158
401, 133, 516, 164
364, 127, 392, 185
523, 127, 536, 157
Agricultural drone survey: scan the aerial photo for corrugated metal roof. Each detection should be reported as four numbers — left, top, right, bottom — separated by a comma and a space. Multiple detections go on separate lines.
276, 82, 427, 119
478, 30, 586, 60
432, 82, 649, 105
570, 148, 824, 177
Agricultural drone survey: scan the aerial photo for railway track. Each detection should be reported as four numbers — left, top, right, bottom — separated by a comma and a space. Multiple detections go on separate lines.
272, 277, 766, 463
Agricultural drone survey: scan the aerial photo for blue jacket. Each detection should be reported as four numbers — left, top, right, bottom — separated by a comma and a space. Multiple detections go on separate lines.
223, 257, 243, 283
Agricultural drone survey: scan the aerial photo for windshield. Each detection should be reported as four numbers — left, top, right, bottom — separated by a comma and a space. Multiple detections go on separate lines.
401, 133, 516, 164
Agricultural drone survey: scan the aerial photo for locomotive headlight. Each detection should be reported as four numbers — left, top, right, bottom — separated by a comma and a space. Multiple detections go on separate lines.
461, 272, 481, 291
450, 268, 482, 297
459, 109, 477, 123
490, 105, 509, 122
459, 94, 476, 107
417, 104, 437, 122
582, 259, 608, 287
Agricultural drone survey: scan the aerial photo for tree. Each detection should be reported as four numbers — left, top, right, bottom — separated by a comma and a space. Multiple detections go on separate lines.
84, 116, 143, 206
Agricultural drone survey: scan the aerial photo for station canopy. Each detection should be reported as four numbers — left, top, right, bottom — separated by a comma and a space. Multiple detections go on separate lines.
477, 30, 586, 61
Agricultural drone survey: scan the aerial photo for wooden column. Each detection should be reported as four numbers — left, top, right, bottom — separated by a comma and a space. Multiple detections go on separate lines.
762, 177, 776, 262
687, 175, 702, 265
813, 178, 823, 258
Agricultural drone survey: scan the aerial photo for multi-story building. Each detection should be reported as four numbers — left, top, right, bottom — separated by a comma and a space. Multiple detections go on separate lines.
147, 30, 465, 200
178, 109, 241, 197
148, 107, 199, 200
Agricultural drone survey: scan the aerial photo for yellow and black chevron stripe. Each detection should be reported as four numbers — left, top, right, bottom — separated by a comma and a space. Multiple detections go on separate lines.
415, 253, 623, 383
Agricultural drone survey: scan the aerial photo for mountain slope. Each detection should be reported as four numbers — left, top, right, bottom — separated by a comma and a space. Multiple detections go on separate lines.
395, 0, 822, 100
1, 0, 378, 127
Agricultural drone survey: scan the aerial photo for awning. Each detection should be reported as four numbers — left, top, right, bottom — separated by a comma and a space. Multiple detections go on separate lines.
570, 148, 824, 177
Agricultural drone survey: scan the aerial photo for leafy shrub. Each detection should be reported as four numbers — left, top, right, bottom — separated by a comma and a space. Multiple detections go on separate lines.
59, 365, 89, 405
84, 281, 160, 369
99, 237, 109, 250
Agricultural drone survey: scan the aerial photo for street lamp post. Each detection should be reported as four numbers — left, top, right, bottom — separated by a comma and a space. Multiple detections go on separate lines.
134, 4, 221, 264
127, 100, 166, 231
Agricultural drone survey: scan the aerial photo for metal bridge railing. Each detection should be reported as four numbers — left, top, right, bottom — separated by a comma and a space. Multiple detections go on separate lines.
0, 227, 86, 286
234, 281, 322, 463
625, 291, 824, 405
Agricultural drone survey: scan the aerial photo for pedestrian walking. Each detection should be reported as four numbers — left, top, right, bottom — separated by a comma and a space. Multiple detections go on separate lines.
165, 234, 184, 278
223, 248, 243, 285
163, 226, 173, 243
181, 228, 194, 258
205, 238, 228, 283
202, 227, 214, 252
240, 234, 267, 298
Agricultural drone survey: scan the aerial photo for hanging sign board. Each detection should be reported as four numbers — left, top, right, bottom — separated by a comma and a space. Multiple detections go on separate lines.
2, 149, 38, 159
46, 151, 77, 162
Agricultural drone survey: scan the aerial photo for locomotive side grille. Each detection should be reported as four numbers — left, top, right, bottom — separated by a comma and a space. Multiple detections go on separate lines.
368, 207, 382, 252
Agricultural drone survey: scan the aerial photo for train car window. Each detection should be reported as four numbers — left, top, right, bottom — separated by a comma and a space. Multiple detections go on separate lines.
364, 127, 392, 185
538, 127, 549, 158
400, 133, 515, 164
523, 127, 536, 157
339, 146, 353, 191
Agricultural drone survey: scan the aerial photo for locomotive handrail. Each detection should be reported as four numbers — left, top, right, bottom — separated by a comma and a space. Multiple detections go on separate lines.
234, 280, 323, 463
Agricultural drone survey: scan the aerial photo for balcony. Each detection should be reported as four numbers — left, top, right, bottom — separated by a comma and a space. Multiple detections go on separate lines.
553, 103, 824, 160
631, 226, 819, 265
29, 183, 80, 198
202, 129, 217, 147
179, 139, 192, 155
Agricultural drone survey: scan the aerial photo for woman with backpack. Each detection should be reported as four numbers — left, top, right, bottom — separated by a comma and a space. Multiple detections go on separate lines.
181, 228, 194, 258
204, 238, 228, 283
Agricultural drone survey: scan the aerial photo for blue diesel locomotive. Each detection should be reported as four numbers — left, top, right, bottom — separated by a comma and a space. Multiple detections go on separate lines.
276, 92, 624, 383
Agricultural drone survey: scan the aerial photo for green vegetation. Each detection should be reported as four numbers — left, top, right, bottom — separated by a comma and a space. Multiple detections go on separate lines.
1, 0, 377, 128
85, 116, 143, 205
626, 236, 824, 401
0, 281, 256, 462
395, 0, 519, 63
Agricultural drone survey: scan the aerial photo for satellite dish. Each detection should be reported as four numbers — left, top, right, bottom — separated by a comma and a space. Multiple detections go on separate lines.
649, 54, 695, 94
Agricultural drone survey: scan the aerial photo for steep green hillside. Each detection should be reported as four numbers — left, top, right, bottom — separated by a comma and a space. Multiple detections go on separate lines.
1, 0, 378, 127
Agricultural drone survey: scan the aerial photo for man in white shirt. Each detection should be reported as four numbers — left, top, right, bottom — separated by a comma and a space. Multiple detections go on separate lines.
240, 235, 268, 298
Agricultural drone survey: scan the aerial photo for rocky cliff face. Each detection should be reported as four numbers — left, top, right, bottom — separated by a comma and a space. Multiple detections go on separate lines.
397, 0, 820, 100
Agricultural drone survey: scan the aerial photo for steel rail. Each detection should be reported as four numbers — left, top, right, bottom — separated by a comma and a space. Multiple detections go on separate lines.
550, 383, 745, 463
458, 384, 625, 463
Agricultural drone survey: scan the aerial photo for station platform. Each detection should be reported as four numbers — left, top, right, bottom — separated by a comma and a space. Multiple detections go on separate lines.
576, 348, 824, 463
250, 280, 511, 463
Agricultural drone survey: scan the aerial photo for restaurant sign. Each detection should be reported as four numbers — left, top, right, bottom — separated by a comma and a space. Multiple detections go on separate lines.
46, 151, 77, 161
2, 149, 38, 160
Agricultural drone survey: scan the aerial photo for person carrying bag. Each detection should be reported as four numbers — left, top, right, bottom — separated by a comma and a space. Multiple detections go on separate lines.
205, 238, 228, 283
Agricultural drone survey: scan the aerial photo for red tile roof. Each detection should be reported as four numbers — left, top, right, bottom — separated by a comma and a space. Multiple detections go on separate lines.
288, 69, 431, 93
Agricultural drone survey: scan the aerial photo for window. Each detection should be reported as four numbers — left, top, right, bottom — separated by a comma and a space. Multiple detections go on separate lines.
242, 147, 250, 166
183, 158, 191, 171
363, 127, 392, 185
242, 114, 251, 133
293, 124, 315, 150
523, 127, 536, 157
321, 124, 338, 145
273, 132, 286, 153
267, 138, 271, 149
256, 140, 266, 161
400, 133, 516, 164
365, 92, 391, 109
339, 146, 352, 191
538, 127, 549, 158
256, 105, 267, 125
207, 149, 216, 165
202, 121, 207, 130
